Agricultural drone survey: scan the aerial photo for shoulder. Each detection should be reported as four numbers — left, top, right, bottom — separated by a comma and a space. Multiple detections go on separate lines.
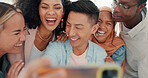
89, 41, 106, 51
114, 45, 126, 55
89, 41, 107, 56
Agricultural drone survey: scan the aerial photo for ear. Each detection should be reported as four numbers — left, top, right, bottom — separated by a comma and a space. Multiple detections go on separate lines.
91, 24, 99, 35
137, 3, 146, 13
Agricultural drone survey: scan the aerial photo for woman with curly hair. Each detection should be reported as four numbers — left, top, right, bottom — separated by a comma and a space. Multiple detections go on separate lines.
15, 0, 69, 64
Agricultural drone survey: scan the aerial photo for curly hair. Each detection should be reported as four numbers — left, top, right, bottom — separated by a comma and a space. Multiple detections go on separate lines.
15, 0, 69, 29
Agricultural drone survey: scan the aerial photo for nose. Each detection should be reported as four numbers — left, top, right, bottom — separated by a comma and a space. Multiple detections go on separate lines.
113, 4, 120, 13
47, 8, 55, 15
20, 32, 26, 42
68, 27, 76, 37
98, 23, 102, 29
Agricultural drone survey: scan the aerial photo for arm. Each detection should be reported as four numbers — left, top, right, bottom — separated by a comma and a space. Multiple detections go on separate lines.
42, 41, 63, 66
111, 45, 126, 66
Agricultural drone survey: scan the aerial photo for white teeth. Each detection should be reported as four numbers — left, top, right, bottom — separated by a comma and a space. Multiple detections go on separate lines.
15, 44, 22, 47
71, 38, 78, 41
46, 19, 56, 21
97, 30, 105, 34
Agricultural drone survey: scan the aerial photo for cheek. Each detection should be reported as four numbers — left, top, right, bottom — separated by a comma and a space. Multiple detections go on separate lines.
57, 10, 63, 18
66, 26, 70, 33
39, 9, 46, 18
106, 26, 113, 35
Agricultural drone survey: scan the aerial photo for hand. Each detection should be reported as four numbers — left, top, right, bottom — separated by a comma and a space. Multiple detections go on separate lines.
57, 31, 68, 43
105, 56, 115, 63
7, 60, 24, 78
18, 58, 67, 78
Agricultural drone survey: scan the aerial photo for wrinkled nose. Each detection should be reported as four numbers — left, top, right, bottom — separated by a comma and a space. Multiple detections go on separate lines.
47, 9, 55, 15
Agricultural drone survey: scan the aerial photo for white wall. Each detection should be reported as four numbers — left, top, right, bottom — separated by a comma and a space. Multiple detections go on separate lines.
1, 0, 148, 8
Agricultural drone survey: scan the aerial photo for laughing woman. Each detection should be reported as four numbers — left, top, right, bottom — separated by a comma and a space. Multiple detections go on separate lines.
0, 2, 26, 78
91, 6, 126, 67
16, 0, 69, 64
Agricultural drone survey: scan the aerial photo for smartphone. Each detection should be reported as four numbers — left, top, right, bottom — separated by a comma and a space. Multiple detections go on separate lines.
37, 64, 122, 78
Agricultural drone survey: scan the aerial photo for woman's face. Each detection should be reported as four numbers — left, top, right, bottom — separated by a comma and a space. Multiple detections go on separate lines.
0, 13, 26, 54
39, 0, 63, 31
94, 11, 114, 43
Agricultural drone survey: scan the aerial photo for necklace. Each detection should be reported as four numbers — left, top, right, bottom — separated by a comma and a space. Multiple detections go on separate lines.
37, 30, 52, 41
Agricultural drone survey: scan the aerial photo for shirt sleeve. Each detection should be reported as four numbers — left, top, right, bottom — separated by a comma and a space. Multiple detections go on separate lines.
42, 41, 61, 66
111, 45, 126, 66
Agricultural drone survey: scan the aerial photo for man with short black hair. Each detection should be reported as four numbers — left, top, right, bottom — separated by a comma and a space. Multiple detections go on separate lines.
43, 0, 107, 66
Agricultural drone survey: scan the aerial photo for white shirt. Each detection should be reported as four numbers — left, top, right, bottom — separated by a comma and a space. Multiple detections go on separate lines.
121, 10, 148, 78
29, 44, 45, 62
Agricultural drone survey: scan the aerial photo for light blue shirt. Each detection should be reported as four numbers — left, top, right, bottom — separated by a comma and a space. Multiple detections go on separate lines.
43, 40, 107, 66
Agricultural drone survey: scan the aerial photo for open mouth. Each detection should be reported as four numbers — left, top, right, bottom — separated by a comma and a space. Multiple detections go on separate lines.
46, 18, 57, 26
96, 30, 106, 36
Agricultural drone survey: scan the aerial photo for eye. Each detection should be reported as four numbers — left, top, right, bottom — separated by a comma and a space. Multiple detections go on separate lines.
14, 33, 20, 35
66, 24, 71, 27
120, 4, 128, 9
41, 6, 48, 9
76, 27, 81, 29
98, 20, 102, 24
107, 23, 112, 26
54, 7, 61, 9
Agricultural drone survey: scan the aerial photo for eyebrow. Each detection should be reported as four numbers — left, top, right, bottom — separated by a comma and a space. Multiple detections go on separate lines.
66, 21, 84, 26
41, 3, 49, 6
41, 3, 61, 6
12, 26, 26, 32
106, 21, 113, 23
66, 21, 71, 25
13, 29, 21, 32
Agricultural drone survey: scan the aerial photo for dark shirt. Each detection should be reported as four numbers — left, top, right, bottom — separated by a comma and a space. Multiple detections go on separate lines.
0, 55, 10, 78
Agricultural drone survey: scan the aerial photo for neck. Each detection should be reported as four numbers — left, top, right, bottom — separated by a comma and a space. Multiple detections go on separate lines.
73, 42, 89, 56
38, 24, 52, 41
123, 13, 142, 29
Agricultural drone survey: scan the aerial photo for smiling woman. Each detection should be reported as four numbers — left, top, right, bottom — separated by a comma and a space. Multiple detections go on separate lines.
0, 2, 26, 78
15, 0, 69, 64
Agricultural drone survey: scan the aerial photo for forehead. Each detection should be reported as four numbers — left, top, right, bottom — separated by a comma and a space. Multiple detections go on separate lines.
117, 0, 138, 3
40, 0, 62, 5
3, 13, 25, 30
99, 11, 112, 19
67, 11, 90, 25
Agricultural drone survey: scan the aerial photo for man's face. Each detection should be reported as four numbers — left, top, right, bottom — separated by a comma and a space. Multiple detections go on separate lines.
66, 11, 97, 49
112, 0, 139, 22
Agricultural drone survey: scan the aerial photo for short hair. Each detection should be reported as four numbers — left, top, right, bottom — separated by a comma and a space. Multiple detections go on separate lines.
16, 0, 70, 29
137, 0, 147, 5
0, 2, 22, 32
63, 0, 99, 29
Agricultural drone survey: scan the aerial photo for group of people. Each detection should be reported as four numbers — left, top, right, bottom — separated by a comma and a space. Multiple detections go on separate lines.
0, 0, 147, 78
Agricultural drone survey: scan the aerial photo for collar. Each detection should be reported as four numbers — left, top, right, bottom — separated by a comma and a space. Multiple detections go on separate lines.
121, 11, 148, 38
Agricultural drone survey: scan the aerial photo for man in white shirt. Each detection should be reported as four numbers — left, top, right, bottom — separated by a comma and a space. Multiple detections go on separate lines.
111, 0, 148, 78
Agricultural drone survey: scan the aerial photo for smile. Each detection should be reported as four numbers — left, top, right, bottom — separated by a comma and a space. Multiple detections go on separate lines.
46, 18, 57, 25
15, 43, 23, 47
97, 30, 106, 36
